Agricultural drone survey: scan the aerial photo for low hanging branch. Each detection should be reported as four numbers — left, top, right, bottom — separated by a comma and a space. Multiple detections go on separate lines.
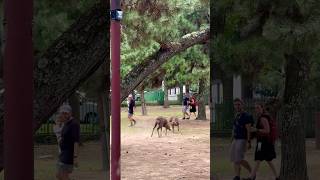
120, 28, 209, 102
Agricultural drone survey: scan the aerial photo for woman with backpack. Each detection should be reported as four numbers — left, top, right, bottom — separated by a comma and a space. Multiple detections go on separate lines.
244, 102, 279, 180
189, 95, 197, 119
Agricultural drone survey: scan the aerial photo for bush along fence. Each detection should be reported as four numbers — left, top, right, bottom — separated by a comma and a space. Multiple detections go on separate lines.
211, 98, 320, 138
35, 99, 100, 144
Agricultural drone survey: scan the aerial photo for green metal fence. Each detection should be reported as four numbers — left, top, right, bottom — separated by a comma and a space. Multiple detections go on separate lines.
144, 90, 164, 105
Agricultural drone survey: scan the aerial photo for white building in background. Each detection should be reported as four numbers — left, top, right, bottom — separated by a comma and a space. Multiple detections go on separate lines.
212, 74, 243, 104
168, 87, 181, 101
161, 81, 187, 101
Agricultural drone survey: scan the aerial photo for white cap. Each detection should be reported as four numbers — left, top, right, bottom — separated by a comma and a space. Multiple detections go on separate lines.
128, 94, 133, 98
58, 104, 72, 113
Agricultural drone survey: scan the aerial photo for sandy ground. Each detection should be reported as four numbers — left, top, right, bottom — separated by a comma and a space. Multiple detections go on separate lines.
121, 114, 210, 180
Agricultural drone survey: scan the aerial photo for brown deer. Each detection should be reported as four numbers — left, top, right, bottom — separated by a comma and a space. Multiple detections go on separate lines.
151, 116, 171, 137
169, 117, 180, 133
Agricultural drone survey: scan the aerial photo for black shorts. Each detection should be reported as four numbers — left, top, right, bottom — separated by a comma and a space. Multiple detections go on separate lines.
254, 140, 276, 161
190, 106, 196, 112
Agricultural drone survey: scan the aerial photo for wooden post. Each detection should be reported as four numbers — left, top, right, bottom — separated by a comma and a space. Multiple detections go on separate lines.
4, 0, 34, 179
111, 0, 121, 179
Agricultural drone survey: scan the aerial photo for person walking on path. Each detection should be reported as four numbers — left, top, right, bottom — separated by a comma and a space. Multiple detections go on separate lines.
56, 104, 80, 180
243, 102, 279, 180
189, 95, 197, 119
127, 94, 137, 127
182, 92, 190, 119
230, 98, 254, 180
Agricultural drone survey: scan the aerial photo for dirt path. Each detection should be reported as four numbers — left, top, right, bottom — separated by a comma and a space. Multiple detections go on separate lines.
121, 118, 210, 179
121, 108, 210, 180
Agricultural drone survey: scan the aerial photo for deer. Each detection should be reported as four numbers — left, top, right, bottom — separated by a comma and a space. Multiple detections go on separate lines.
151, 116, 171, 137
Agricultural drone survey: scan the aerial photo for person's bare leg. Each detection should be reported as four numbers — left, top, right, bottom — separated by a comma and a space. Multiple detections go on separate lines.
267, 161, 278, 178
250, 161, 261, 178
131, 116, 136, 125
240, 160, 252, 174
128, 115, 134, 126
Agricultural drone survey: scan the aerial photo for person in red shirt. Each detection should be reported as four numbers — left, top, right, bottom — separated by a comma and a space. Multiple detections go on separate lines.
189, 95, 197, 119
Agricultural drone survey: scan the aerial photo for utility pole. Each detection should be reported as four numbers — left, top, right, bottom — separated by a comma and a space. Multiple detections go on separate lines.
111, 0, 122, 179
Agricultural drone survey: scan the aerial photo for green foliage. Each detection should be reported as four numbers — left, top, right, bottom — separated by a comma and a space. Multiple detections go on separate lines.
121, 0, 209, 91
33, 0, 98, 53
211, 0, 320, 97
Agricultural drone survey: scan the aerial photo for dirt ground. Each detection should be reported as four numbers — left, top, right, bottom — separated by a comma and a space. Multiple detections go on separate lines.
211, 138, 320, 180
121, 107, 210, 180
25, 105, 210, 180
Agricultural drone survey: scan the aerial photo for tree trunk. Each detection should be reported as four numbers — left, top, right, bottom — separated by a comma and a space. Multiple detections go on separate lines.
97, 93, 107, 170
140, 89, 147, 115
185, 84, 190, 93
222, 74, 233, 102
163, 81, 170, 108
242, 75, 253, 99
178, 85, 183, 103
196, 78, 207, 120
69, 92, 80, 122
280, 52, 310, 180
96, 60, 110, 177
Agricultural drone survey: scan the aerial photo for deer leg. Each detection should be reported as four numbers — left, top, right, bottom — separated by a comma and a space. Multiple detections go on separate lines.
157, 127, 161, 137
151, 123, 157, 137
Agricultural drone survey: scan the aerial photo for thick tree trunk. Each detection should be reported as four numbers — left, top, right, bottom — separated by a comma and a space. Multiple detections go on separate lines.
140, 88, 147, 115
97, 93, 107, 170
178, 85, 183, 103
222, 74, 233, 102
280, 53, 310, 180
97, 61, 110, 176
69, 92, 80, 122
196, 78, 207, 120
242, 75, 253, 99
120, 28, 209, 102
163, 81, 170, 108
32, 3, 109, 130
185, 84, 190, 93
